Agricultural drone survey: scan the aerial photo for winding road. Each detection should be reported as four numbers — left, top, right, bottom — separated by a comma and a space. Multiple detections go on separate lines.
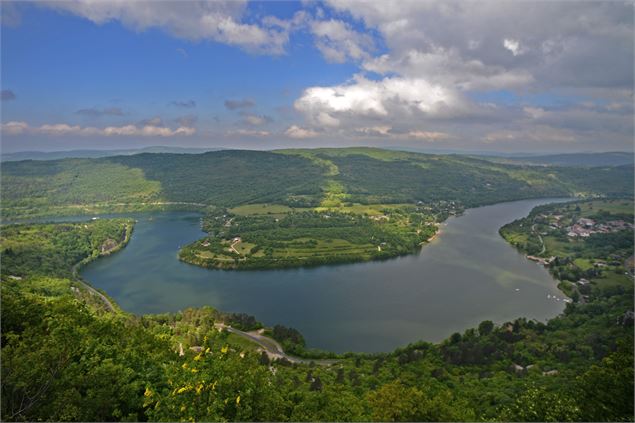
214, 323, 338, 366
72, 262, 116, 312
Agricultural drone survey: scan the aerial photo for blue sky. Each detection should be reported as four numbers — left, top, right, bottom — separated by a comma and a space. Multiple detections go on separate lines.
1, 1, 633, 153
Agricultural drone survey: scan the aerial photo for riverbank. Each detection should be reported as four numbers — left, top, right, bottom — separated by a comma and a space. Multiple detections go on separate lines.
177, 206, 444, 271
81, 199, 570, 352
70, 220, 135, 312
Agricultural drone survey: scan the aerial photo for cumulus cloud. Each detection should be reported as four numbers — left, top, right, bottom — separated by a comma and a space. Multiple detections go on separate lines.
278, 0, 634, 150
363, 48, 534, 91
503, 39, 522, 56
310, 19, 374, 63
295, 74, 468, 129
1, 121, 196, 137
42, 0, 290, 55
170, 99, 196, 108
285, 125, 318, 139
76, 107, 124, 117
1, 90, 16, 101
224, 98, 255, 110
1, 121, 28, 135
326, 0, 633, 95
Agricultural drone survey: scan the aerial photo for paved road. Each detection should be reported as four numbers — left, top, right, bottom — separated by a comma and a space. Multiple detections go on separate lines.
72, 261, 116, 312
214, 323, 338, 366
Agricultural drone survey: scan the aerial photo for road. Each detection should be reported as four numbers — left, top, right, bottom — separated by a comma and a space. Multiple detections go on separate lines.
531, 223, 546, 255
69, 223, 134, 313
214, 323, 338, 366
72, 261, 116, 312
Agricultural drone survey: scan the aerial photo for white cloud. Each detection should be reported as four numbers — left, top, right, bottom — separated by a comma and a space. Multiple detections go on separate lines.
284, 125, 318, 139
503, 38, 522, 56
310, 19, 374, 63
1, 121, 196, 137
1, 121, 29, 135
295, 75, 465, 127
42, 0, 290, 55
326, 0, 633, 94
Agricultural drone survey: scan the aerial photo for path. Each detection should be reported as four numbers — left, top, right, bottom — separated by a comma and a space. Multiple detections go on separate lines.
214, 323, 338, 366
229, 239, 241, 255
531, 223, 546, 255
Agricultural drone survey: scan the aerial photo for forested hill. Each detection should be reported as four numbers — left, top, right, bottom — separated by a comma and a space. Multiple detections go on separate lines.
483, 151, 634, 167
1, 148, 633, 219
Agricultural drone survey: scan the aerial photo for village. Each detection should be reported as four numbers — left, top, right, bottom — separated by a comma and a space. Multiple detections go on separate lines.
535, 212, 634, 238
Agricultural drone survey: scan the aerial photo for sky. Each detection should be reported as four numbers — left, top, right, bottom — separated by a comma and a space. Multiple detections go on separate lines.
0, 0, 633, 154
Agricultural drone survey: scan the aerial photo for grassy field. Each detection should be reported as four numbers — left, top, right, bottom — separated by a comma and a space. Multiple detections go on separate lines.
179, 206, 441, 270
229, 204, 299, 216
575, 199, 633, 216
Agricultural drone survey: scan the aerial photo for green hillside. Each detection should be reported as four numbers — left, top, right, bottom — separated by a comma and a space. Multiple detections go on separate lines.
1, 148, 633, 220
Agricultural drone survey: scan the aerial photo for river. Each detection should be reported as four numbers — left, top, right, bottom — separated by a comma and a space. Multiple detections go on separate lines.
81, 198, 569, 353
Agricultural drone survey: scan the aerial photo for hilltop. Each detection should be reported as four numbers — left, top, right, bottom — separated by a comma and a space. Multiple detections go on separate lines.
2, 147, 633, 221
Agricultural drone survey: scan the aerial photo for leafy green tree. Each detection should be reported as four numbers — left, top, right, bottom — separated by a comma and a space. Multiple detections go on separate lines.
478, 320, 495, 336
500, 383, 581, 422
576, 343, 634, 422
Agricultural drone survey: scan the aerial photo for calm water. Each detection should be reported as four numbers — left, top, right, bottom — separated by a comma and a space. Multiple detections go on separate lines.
81, 198, 569, 353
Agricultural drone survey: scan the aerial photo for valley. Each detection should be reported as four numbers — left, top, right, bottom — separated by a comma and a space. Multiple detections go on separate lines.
1, 148, 633, 421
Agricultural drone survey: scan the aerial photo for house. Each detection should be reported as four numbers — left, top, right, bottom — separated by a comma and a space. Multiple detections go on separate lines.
577, 218, 595, 227
577, 278, 589, 286
371, 215, 389, 221
567, 224, 592, 237
232, 237, 241, 243
510, 363, 525, 374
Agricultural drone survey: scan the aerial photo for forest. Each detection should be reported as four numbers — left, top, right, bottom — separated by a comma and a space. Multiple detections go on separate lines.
1, 200, 633, 421
2, 148, 633, 219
